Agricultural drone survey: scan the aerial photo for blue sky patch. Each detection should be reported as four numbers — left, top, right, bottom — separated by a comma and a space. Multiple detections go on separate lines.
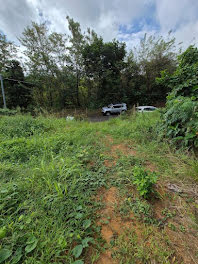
118, 3, 160, 38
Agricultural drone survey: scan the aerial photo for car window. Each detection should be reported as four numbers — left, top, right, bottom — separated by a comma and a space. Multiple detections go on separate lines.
113, 105, 122, 108
144, 108, 155, 111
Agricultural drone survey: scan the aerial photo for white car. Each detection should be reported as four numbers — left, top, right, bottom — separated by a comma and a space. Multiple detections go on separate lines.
136, 106, 157, 112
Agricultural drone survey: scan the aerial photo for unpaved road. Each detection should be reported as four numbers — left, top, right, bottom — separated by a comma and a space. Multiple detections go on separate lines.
88, 114, 118, 122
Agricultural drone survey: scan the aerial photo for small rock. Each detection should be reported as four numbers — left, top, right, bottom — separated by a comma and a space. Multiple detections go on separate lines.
66, 116, 75, 121
167, 184, 182, 193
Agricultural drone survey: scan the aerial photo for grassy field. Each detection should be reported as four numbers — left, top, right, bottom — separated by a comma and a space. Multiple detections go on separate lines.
0, 112, 198, 264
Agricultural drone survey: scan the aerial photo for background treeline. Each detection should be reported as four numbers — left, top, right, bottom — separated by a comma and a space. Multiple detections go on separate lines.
0, 17, 178, 110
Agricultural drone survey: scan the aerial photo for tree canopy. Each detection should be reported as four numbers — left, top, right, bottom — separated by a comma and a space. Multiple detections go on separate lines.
0, 17, 182, 110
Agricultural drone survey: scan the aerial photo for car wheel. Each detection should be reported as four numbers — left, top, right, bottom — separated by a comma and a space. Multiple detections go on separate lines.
106, 112, 111, 116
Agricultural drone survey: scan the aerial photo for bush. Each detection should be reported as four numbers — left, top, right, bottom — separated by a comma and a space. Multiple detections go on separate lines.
0, 108, 17, 116
157, 46, 198, 150
132, 166, 157, 198
162, 97, 198, 148
0, 115, 53, 139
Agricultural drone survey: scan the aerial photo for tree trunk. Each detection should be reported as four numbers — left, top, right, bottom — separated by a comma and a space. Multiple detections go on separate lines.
76, 69, 80, 107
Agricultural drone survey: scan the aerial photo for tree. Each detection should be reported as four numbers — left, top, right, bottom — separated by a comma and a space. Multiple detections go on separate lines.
134, 33, 178, 103
0, 33, 17, 108
66, 16, 85, 107
19, 22, 69, 109
0, 33, 16, 72
83, 37, 126, 106
4, 60, 31, 108
121, 51, 143, 105
157, 45, 198, 150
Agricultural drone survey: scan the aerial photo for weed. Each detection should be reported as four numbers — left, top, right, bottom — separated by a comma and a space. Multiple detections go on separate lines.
113, 229, 175, 264
132, 166, 158, 198
162, 208, 176, 220
120, 198, 155, 224
180, 225, 186, 232
168, 223, 177, 231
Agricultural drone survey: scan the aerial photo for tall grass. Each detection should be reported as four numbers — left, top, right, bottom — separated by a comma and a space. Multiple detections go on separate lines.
0, 115, 108, 263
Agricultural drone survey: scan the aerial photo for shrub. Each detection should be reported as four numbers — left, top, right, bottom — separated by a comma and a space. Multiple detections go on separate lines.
0, 108, 17, 116
157, 46, 198, 150
0, 115, 53, 139
162, 97, 198, 148
132, 166, 157, 198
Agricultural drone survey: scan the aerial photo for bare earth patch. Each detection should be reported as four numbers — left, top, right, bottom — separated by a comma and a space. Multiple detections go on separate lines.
92, 135, 198, 263
96, 187, 134, 264
152, 191, 198, 264
103, 135, 137, 168
96, 187, 119, 264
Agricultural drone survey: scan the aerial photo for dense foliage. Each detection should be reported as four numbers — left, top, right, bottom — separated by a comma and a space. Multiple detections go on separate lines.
157, 46, 198, 149
0, 17, 178, 110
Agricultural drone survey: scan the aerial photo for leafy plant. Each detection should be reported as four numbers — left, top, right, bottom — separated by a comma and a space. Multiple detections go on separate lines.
132, 166, 157, 198
25, 235, 38, 253
0, 249, 12, 263
123, 197, 155, 224
157, 46, 198, 150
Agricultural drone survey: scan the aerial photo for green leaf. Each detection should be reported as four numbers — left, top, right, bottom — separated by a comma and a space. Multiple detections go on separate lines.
0, 249, 12, 263
12, 248, 22, 264
83, 219, 91, 229
25, 239, 38, 253
72, 260, 84, 264
75, 213, 83, 219
26, 235, 37, 244
82, 237, 93, 248
0, 227, 7, 239
72, 245, 83, 258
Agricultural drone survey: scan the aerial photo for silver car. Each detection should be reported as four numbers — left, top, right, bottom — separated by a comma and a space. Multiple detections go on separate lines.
102, 103, 127, 116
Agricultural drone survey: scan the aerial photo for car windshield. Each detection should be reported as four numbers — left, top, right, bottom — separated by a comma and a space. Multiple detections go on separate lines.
113, 105, 122, 108
144, 107, 155, 111
136, 106, 156, 111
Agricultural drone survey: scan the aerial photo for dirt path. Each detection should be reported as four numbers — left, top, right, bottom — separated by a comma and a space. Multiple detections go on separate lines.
96, 187, 119, 264
96, 187, 133, 264
93, 135, 198, 264
95, 137, 136, 264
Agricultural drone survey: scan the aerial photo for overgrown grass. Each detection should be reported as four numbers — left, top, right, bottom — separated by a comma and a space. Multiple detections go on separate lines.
0, 112, 197, 263
0, 115, 108, 263
98, 111, 198, 182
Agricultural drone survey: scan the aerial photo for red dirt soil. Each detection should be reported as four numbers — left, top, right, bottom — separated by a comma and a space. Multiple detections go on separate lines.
94, 136, 198, 264
95, 186, 143, 264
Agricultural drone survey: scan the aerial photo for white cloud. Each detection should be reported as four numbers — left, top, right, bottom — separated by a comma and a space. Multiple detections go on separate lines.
174, 21, 198, 48
0, 0, 38, 42
0, 0, 153, 41
0, 0, 198, 50
155, 0, 198, 32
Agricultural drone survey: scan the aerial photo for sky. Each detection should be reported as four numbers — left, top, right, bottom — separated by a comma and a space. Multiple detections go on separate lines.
0, 0, 198, 50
